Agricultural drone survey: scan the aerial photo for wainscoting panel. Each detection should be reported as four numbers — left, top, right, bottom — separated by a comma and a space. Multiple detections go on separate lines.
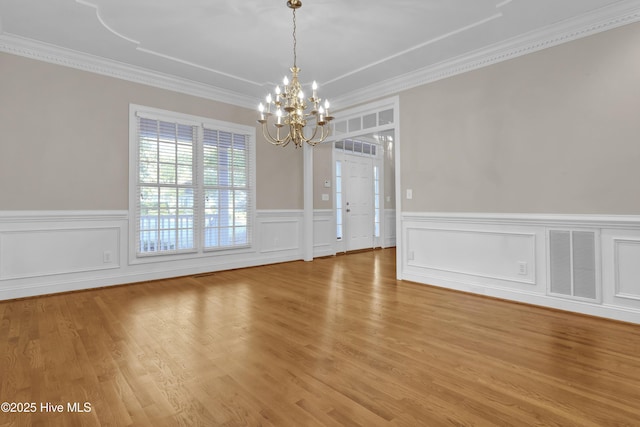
0, 210, 339, 300
602, 229, 640, 311
406, 227, 536, 286
0, 211, 129, 300
402, 213, 640, 324
258, 211, 302, 255
615, 240, 640, 299
0, 227, 120, 279
313, 210, 335, 258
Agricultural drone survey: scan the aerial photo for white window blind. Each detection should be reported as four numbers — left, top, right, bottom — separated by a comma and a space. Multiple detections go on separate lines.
132, 106, 254, 258
137, 117, 196, 255
203, 128, 251, 249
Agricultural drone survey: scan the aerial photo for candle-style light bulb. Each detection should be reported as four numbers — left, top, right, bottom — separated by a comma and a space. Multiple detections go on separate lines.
324, 100, 330, 116
312, 81, 318, 99
265, 94, 272, 113
276, 108, 283, 125
283, 76, 289, 86
258, 103, 265, 120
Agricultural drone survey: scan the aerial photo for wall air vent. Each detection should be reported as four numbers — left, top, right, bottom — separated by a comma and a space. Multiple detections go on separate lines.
549, 230, 598, 301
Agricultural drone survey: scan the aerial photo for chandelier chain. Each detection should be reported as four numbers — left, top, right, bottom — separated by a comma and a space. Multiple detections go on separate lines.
292, 8, 297, 67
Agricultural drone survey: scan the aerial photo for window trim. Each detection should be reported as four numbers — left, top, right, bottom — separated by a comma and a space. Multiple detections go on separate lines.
128, 104, 256, 264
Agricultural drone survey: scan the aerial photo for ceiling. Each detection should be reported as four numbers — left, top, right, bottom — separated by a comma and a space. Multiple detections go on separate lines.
1, 0, 639, 108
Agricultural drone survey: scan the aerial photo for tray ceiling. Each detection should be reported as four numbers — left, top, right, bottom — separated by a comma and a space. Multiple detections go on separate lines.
1, 0, 639, 107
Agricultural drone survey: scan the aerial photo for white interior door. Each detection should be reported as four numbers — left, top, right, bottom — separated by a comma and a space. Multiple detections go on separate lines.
345, 154, 373, 251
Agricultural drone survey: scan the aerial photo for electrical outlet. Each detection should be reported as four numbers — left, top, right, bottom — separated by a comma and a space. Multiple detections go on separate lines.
518, 261, 528, 275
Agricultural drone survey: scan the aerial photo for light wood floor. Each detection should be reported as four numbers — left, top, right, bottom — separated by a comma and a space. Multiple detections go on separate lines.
1, 249, 640, 426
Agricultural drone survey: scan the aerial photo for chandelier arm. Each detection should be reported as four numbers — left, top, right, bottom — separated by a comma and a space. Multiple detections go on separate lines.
314, 125, 331, 145
316, 122, 331, 143
316, 124, 330, 145
312, 124, 330, 146
280, 125, 293, 147
261, 123, 280, 145
300, 123, 321, 144
261, 125, 274, 144
262, 122, 291, 146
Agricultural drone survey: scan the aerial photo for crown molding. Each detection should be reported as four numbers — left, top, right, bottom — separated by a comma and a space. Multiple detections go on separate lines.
0, 33, 257, 110
332, 0, 640, 109
2, 1, 640, 111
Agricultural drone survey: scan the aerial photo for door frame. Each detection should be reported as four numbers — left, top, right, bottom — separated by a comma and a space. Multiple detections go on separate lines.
326, 97, 399, 255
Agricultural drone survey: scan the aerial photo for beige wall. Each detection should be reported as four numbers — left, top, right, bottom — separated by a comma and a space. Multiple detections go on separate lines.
313, 142, 333, 209
4, 21, 639, 214
400, 22, 640, 215
258, 142, 303, 210
0, 52, 302, 210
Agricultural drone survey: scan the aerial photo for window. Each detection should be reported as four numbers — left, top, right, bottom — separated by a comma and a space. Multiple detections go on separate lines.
374, 165, 380, 238
130, 105, 254, 258
202, 129, 249, 248
334, 139, 377, 156
335, 160, 343, 240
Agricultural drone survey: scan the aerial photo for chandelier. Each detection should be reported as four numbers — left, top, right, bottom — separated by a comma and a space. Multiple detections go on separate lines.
258, 0, 333, 148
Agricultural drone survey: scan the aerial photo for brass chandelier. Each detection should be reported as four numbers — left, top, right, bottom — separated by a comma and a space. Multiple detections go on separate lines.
258, 0, 333, 148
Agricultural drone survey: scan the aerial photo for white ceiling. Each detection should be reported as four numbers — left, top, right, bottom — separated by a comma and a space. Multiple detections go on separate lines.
1, 0, 640, 108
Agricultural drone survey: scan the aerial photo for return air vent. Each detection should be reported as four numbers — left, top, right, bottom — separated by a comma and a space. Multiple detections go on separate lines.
549, 230, 598, 301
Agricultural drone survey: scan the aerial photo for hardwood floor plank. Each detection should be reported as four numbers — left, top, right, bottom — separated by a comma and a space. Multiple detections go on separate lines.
2, 248, 640, 426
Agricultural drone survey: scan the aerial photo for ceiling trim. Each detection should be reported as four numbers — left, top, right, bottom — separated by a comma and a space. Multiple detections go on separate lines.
2, 1, 640, 111
332, 0, 640, 109
75, 0, 264, 88
75, 0, 142, 45
0, 33, 257, 109
323, 12, 504, 86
